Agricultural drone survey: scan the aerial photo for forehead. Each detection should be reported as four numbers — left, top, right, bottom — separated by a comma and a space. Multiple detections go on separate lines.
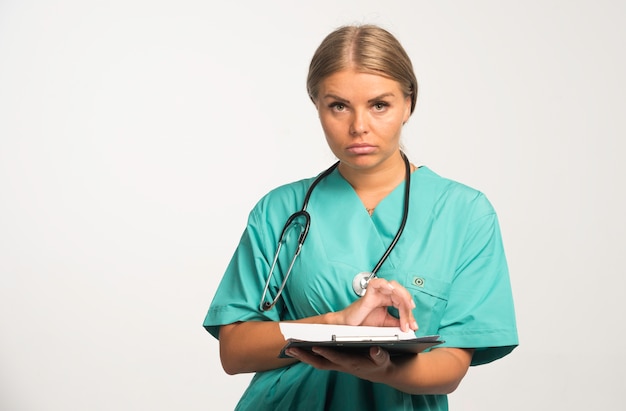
319, 69, 403, 97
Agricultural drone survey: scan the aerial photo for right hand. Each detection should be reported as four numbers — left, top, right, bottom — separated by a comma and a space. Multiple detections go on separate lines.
335, 277, 418, 332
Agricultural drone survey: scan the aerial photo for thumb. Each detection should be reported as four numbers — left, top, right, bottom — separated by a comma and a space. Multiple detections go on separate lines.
370, 346, 389, 365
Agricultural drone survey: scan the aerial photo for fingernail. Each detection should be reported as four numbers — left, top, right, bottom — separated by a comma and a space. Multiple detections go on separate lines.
411, 300, 416, 308
412, 321, 418, 330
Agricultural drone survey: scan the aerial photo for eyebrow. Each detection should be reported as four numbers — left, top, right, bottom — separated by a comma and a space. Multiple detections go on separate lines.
322, 92, 396, 104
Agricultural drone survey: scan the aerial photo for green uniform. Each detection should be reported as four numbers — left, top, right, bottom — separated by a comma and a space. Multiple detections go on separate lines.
204, 166, 518, 410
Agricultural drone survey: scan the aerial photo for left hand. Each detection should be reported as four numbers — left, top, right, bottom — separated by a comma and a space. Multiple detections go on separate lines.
285, 345, 395, 384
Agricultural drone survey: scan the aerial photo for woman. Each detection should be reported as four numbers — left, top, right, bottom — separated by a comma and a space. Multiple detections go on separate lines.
203, 24, 518, 410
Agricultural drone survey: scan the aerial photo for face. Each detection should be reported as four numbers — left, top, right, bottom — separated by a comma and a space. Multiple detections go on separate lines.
315, 69, 412, 173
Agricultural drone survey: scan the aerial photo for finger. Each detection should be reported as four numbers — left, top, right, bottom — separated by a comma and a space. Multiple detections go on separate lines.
367, 279, 413, 306
365, 278, 396, 296
363, 279, 418, 331
386, 280, 418, 332
367, 278, 414, 311
369, 346, 389, 366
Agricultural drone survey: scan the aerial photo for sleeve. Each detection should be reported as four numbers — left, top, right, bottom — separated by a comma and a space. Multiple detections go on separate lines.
202, 205, 284, 339
437, 193, 519, 366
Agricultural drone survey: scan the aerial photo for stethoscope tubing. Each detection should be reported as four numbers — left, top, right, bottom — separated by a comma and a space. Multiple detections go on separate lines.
259, 162, 339, 311
260, 153, 410, 310
360, 153, 411, 284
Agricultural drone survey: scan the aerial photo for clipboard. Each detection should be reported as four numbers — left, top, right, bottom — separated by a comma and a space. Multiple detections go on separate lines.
279, 335, 443, 358
277, 323, 443, 358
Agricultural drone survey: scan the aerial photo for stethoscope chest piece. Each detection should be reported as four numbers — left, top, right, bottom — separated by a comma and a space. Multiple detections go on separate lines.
352, 272, 373, 297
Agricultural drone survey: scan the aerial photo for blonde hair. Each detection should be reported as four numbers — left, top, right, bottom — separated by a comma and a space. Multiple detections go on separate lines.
307, 25, 418, 113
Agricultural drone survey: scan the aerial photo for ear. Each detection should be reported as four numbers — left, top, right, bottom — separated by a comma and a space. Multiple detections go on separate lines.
402, 95, 412, 124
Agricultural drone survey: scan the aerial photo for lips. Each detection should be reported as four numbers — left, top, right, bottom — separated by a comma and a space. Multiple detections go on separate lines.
346, 144, 376, 155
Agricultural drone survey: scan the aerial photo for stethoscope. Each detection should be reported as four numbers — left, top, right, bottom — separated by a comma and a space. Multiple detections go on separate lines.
259, 152, 411, 311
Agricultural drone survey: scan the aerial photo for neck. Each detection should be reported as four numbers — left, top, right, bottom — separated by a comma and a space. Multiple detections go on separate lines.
339, 152, 410, 213
339, 152, 407, 192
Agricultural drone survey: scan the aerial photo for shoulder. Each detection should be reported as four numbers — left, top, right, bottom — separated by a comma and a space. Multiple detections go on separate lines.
250, 176, 317, 221
414, 166, 495, 219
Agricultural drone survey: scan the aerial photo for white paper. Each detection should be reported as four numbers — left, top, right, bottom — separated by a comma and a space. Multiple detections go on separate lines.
279, 323, 417, 342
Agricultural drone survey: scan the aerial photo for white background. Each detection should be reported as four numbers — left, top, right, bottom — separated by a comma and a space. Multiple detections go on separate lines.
1, 1, 624, 410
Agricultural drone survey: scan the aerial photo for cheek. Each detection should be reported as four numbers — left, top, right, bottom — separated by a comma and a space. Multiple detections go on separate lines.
319, 120, 332, 138
375, 117, 404, 136
320, 123, 339, 148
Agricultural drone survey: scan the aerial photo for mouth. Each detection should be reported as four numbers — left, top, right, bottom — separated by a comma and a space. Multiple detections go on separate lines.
346, 144, 376, 155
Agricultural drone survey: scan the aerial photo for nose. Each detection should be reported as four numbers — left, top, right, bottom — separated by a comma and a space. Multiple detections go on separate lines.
349, 110, 368, 136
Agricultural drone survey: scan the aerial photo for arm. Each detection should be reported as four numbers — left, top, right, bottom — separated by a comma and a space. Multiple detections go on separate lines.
219, 278, 418, 375
219, 314, 332, 375
287, 345, 474, 395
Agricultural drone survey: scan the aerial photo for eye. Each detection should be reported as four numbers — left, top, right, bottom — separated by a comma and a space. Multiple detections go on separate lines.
373, 102, 389, 111
329, 102, 346, 112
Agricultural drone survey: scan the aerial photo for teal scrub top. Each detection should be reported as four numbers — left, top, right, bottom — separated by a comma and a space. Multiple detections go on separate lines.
204, 166, 518, 411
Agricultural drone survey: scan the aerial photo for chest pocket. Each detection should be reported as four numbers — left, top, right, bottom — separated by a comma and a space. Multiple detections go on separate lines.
404, 272, 451, 336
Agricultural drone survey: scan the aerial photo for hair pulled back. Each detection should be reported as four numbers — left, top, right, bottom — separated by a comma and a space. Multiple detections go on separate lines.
307, 25, 418, 114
